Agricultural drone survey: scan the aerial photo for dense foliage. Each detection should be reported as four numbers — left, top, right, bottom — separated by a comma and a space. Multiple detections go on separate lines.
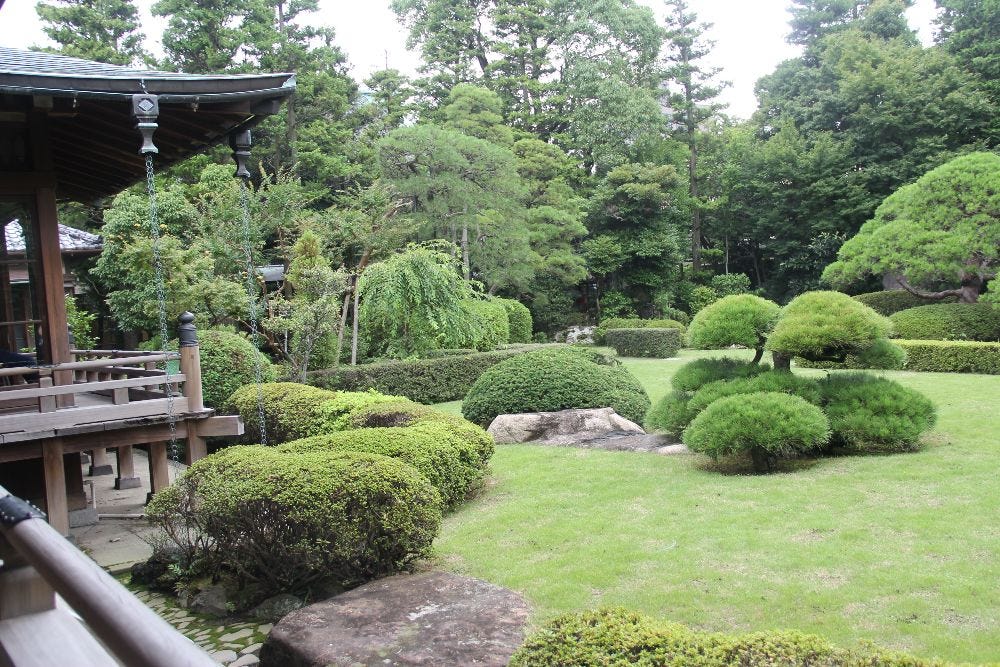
670, 357, 771, 393
509, 607, 942, 666
198, 329, 277, 409
889, 303, 1000, 341
687, 294, 781, 363
604, 328, 682, 358
499, 298, 533, 343
896, 340, 1000, 374
853, 290, 953, 316
462, 349, 650, 426
461, 298, 510, 351
593, 318, 686, 345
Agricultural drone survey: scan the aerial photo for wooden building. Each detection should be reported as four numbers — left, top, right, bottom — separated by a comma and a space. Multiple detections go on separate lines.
0, 45, 294, 534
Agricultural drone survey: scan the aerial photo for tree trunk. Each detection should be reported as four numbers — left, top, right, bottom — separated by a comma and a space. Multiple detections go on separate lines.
751, 347, 764, 364
350, 283, 361, 365
333, 285, 352, 369
750, 447, 773, 474
897, 274, 982, 303
461, 219, 471, 280
772, 351, 792, 372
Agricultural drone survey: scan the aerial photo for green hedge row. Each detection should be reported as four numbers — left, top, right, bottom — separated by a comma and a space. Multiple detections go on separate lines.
307, 344, 564, 404
510, 608, 947, 666
796, 340, 1000, 374
852, 290, 949, 315
604, 327, 681, 358
889, 303, 1000, 341
594, 317, 685, 344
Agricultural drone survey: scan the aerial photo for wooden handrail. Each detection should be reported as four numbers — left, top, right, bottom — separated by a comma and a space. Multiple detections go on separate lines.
0, 487, 216, 667
0, 374, 186, 402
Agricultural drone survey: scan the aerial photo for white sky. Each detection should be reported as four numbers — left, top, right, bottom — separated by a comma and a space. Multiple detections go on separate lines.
0, 0, 938, 119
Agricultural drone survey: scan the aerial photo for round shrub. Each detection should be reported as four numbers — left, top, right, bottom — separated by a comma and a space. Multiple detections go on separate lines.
279, 427, 482, 509
686, 372, 822, 423
683, 393, 830, 472
462, 298, 510, 351
820, 373, 936, 453
645, 390, 694, 435
853, 290, 949, 316
461, 348, 650, 426
146, 446, 442, 601
198, 329, 277, 409
889, 303, 1000, 341
671, 357, 771, 393
498, 298, 533, 343
688, 294, 780, 362
766, 291, 893, 363
604, 328, 681, 358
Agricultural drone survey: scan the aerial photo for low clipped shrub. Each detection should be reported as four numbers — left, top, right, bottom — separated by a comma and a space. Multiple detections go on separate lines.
820, 373, 936, 453
604, 328, 681, 358
593, 317, 685, 344
309, 344, 564, 404
420, 348, 477, 358
889, 303, 1000, 341
498, 298, 533, 343
462, 298, 510, 351
689, 285, 719, 313
462, 348, 650, 426
145, 446, 442, 602
661, 305, 691, 325
645, 390, 693, 435
227, 383, 403, 444
687, 372, 822, 422
509, 608, 944, 667
853, 290, 948, 316
687, 294, 780, 362
683, 392, 830, 472
896, 339, 1000, 374
795, 338, 906, 370
279, 427, 482, 509
670, 357, 771, 393
196, 329, 277, 409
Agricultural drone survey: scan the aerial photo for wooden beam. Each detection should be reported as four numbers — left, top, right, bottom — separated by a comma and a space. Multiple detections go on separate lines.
195, 415, 243, 438
41, 439, 67, 536
0, 567, 55, 619
184, 422, 206, 465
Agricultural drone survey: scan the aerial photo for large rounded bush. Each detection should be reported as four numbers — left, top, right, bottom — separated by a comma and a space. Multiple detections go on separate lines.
462, 298, 510, 351
889, 303, 1000, 341
146, 446, 441, 601
279, 427, 482, 509
461, 348, 650, 426
198, 329, 277, 409
766, 291, 893, 363
820, 373, 936, 453
687, 294, 780, 362
853, 290, 949, 316
683, 392, 830, 472
670, 357, 771, 393
498, 298, 533, 343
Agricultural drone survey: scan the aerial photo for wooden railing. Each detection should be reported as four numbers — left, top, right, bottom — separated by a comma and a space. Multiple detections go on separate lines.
0, 485, 217, 667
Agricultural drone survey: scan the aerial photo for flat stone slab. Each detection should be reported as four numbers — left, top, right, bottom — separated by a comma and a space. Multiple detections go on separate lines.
259, 571, 531, 667
488, 407, 644, 444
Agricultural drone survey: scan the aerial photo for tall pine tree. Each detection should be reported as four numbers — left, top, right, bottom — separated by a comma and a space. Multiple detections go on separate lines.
36, 0, 146, 65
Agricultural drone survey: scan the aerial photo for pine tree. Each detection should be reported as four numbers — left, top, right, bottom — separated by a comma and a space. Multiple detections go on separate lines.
36, 0, 146, 65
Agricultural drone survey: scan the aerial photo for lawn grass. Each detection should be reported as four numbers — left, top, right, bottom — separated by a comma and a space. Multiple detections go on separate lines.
432, 349, 1000, 663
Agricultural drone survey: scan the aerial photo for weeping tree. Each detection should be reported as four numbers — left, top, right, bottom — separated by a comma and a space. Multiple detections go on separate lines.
357, 243, 475, 359
823, 152, 1000, 304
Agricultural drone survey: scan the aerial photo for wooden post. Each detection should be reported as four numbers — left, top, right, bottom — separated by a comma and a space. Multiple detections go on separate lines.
114, 446, 140, 490
88, 447, 113, 476
177, 312, 203, 413
41, 439, 68, 536
146, 442, 170, 503
184, 423, 206, 465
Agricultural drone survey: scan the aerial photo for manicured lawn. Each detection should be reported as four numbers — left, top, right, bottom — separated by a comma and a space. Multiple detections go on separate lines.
432, 350, 1000, 663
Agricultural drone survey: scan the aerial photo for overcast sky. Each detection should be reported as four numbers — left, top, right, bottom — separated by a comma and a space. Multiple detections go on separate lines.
0, 0, 938, 119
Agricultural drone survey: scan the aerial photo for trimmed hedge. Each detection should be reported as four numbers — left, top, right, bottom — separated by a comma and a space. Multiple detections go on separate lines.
308, 344, 564, 404
509, 608, 945, 667
897, 339, 1000, 374
498, 298, 533, 343
683, 392, 830, 471
889, 303, 1000, 341
462, 348, 650, 426
594, 317, 685, 344
145, 446, 442, 601
670, 357, 771, 393
853, 290, 950, 316
604, 327, 681, 358
195, 329, 277, 410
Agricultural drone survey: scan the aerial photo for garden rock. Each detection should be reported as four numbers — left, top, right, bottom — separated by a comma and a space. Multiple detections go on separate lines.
488, 407, 644, 445
251, 593, 304, 622
189, 584, 230, 617
554, 325, 595, 344
259, 571, 530, 667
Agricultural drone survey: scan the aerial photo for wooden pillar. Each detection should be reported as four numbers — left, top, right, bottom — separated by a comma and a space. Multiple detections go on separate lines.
89, 447, 113, 476
146, 442, 170, 503
177, 312, 203, 413
41, 439, 68, 536
114, 446, 140, 490
184, 423, 206, 465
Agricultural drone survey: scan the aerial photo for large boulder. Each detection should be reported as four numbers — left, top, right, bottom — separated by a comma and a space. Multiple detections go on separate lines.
259, 571, 530, 667
487, 407, 644, 445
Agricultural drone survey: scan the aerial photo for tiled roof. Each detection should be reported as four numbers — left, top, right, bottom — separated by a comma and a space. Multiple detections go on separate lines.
5, 221, 102, 254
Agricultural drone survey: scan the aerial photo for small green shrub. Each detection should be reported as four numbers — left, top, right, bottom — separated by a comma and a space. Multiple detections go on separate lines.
279, 428, 482, 509
897, 339, 1000, 374
309, 344, 565, 404
462, 348, 650, 426
145, 446, 442, 602
645, 390, 694, 435
794, 338, 907, 371
509, 608, 945, 667
710, 272, 752, 297
604, 328, 681, 358
687, 372, 822, 421
467, 298, 511, 351
683, 392, 830, 472
198, 329, 277, 409
661, 305, 691, 325
689, 285, 719, 313
498, 298, 533, 343
687, 294, 780, 362
853, 290, 948, 316
670, 357, 771, 393
593, 317, 685, 344
889, 303, 1000, 341
820, 373, 936, 453
767, 291, 893, 362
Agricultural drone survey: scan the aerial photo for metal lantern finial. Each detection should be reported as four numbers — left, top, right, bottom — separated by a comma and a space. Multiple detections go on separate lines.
132, 94, 160, 155
229, 130, 252, 180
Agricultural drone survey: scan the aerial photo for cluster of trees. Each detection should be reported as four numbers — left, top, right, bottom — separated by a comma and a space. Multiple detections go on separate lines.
38, 0, 998, 357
